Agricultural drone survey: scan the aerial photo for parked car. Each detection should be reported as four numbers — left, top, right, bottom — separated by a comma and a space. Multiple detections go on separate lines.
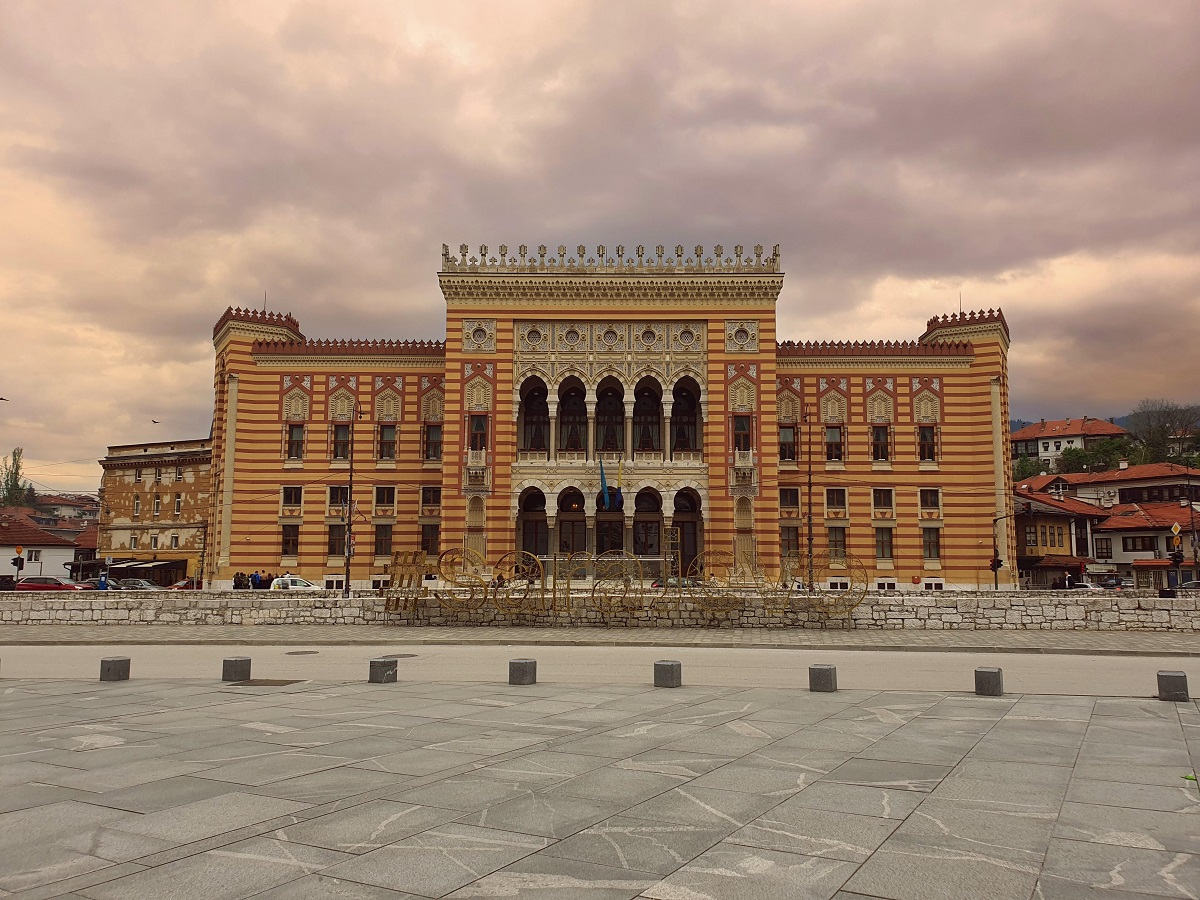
1069, 581, 1105, 591
16, 576, 94, 591
167, 577, 202, 590
1179, 580, 1200, 590
82, 577, 132, 590
269, 575, 323, 591
651, 577, 698, 588
119, 578, 166, 590
1100, 577, 1135, 590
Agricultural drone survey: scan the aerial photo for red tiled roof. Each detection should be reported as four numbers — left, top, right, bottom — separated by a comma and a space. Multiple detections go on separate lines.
1072, 462, 1200, 484
1094, 501, 1198, 532
1015, 489, 1105, 517
1015, 475, 1066, 493
74, 524, 98, 550
0, 515, 78, 547
1010, 418, 1127, 441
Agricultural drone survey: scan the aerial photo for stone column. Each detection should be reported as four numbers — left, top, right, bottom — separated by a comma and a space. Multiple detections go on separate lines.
548, 401, 558, 464
624, 401, 633, 461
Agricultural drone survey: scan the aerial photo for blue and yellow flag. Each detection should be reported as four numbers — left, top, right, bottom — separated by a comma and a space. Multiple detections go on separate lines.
599, 457, 609, 509
614, 459, 623, 508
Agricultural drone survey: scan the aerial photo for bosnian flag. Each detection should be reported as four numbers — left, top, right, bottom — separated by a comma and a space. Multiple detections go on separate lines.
599, 457, 609, 510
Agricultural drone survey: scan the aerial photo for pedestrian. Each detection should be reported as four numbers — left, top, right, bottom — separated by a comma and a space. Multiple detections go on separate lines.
251, 570, 262, 589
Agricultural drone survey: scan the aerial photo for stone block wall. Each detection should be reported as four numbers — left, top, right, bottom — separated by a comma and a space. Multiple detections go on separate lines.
0, 589, 1197, 631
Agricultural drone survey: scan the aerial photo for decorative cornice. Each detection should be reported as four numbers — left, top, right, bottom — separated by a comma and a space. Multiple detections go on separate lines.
777, 357, 973, 372
251, 339, 445, 366
442, 243, 781, 274
213, 307, 303, 341
920, 308, 1009, 345
439, 277, 783, 307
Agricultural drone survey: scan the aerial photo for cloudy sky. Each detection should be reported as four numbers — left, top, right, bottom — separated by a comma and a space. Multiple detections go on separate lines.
2, 0, 1198, 494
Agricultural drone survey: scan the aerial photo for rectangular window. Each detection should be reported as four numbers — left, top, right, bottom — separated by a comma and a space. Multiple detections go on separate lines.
329, 485, 349, 506
922, 527, 941, 560
826, 488, 847, 510
173, 493, 182, 516
780, 488, 800, 511
733, 415, 752, 451
871, 425, 890, 461
152, 495, 161, 517
421, 524, 440, 555
469, 415, 489, 451
332, 423, 351, 460
281, 524, 299, 556
287, 424, 305, 459
875, 527, 893, 559
328, 524, 346, 556
170, 534, 179, 550
175, 466, 183, 481
28, 549, 41, 562
1056, 526, 1065, 549
918, 425, 938, 461
374, 524, 393, 557
919, 488, 940, 510
421, 486, 442, 506
133, 495, 141, 517
872, 488, 893, 510
1122, 536, 1158, 553
134, 468, 143, 483
154, 467, 163, 482
378, 424, 396, 459
779, 425, 796, 461
130, 535, 139, 550
282, 485, 303, 506
1040, 524, 1048, 546
424, 424, 443, 460
781, 526, 800, 557
825, 425, 843, 461
1095, 537, 1112, 559
1024, 525, 1037, 548
375, 486, 395, 506
827, 526, 847, 561
150, 534, 159, 550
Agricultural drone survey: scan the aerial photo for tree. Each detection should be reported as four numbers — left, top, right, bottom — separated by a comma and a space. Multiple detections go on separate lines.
1013, 456, 1042, 481
1057, 448, 1091, 474
1124, 399, 1200, 464
0, 447, 32, 507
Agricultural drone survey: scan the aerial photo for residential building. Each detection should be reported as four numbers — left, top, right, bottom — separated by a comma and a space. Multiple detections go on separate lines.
96, 439, 212, 584
1010, 417, 1127, 472
207, 243, 1016, 592
0, 515, 79, 587
1013, 489, 1107, 587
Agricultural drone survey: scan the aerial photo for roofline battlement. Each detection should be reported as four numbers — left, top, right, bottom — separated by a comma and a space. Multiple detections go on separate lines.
777, 339, 974, 358
440, 242, 781, 275
213, 307, 303, 340
251, 338, 446, 358
920, 308, 1009, 343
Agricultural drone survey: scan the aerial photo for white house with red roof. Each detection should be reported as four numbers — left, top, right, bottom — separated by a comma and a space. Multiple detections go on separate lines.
1010, 417, 1127, 471
0, 514, 79, 586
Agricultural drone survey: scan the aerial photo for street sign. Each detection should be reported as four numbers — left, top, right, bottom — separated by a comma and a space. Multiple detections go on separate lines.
1172, 523, 1182, 535
105, 556, 113, 566
13, 545, 21, 555
1175, 535, 1183, 547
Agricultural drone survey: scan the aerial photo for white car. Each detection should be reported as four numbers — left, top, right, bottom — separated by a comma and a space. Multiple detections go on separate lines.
269, 575, 323, 591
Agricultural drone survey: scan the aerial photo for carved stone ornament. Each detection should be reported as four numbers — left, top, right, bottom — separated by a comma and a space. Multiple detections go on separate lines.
725, 320, 759, 352
463, 319, 496, 352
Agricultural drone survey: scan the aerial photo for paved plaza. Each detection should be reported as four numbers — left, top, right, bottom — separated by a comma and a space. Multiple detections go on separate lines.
0, 627, 1198, 899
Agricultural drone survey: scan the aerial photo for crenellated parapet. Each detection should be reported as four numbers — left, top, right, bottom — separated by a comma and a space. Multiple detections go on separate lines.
212, 307, 303, 341
920, 308, 1009, 345
440, 242, 782, 274
777, 339, 974, 357
251, 338, 445, 358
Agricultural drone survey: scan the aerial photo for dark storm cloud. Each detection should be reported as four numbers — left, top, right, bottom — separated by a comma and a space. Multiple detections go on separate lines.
1, 0, 1198, 487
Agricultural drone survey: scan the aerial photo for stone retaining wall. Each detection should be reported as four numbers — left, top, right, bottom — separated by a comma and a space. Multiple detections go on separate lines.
1, 589, 1198, 631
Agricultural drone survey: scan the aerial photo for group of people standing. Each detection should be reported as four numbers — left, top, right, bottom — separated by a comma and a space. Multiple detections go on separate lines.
232, 570, 277, 589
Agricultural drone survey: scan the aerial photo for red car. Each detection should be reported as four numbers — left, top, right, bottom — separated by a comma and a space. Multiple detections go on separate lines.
167, 577, 202, 590
17, 576, 95, 591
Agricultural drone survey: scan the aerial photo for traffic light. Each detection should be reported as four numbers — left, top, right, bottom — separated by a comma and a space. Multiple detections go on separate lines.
1170, 550, 1185, 566
989, 557, 1003, 572
10, 556, 23, 570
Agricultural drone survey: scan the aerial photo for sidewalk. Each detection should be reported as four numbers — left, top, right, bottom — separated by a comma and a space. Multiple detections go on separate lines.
2, 623, 1199, 655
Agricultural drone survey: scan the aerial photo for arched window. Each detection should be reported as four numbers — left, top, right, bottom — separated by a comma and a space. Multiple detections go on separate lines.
671, 383, 699, 452
633, 385, 662, 451
595, 385, 624, 452
559, 387, 587, 452
520, 381, 549, 451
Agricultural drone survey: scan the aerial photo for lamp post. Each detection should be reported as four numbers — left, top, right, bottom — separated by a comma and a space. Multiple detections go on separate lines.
992, 506, 1017, 591
343, 404, 360, 599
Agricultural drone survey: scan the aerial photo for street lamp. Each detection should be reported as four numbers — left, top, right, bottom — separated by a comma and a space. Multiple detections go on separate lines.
343, 404, 362, 599
804, 404, 815, 592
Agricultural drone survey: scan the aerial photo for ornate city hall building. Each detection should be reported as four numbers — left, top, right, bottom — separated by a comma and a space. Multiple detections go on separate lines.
207, 243, 1015, 592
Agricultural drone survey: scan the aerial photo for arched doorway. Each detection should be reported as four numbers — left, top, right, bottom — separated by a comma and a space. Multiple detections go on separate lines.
673, 489, 703, 575
518, 488, 548, 557
557, 488, 586, 555
633, 488, 663, 560
594, 480, 625, 554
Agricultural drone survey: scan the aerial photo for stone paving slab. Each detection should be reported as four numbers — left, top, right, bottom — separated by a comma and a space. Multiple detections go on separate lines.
0, 675, 1195, 899
2, 623, 1200, 654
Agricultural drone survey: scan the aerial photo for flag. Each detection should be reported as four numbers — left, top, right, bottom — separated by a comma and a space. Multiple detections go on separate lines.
599, 457, 609, 510
614, 459, 623, 508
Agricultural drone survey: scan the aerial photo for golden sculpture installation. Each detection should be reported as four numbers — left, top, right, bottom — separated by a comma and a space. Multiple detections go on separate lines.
382, 543, 868, 624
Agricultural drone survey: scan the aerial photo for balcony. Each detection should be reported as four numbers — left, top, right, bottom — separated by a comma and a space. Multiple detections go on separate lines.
467, 449, 487, 467
734, 450, 754, 468
466, 467, 490, 488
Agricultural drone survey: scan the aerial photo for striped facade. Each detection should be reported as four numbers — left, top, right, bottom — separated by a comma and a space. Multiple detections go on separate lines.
206, 243, 1015, 591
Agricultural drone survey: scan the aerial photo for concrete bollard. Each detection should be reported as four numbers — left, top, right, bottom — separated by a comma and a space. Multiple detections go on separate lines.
100, 657, 130, 682
509, 659, 537, 685
654, 660, 682, 688
1157, 671, 1189, 702
369, 658, 398, 684
222, 657, 252, 682
975, 667, 1004, 697
809, 664, 837, 692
